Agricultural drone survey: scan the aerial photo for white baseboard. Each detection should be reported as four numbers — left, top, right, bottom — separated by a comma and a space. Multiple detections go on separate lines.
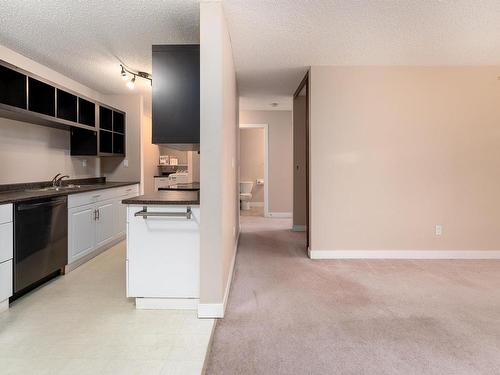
198, 230, 240, 319
0, 299, 8, 313
292, 224, 306, 232
308, 249, 500, 259
249, 202, 264, 208
135, 297, 199, 310
265, 212, 292, 218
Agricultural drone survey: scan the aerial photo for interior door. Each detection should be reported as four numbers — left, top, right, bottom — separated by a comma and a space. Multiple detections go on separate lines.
95, 200, 115, 248
293, 72, 310, 251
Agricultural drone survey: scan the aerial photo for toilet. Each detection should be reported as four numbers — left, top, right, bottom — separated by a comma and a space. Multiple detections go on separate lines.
239, 181, 254, 210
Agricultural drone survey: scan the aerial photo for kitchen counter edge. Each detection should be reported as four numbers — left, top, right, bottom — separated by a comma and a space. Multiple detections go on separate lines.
0, 181, 140, 205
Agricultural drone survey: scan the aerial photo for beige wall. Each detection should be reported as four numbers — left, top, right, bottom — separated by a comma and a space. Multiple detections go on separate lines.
310, 66, 500, 251
240, 128, 265, 203
239, 110, 293, 213
0, 45, 101, 183
200, 1, 239, 311
100, 94, 143, 183
293, 96, 307, 227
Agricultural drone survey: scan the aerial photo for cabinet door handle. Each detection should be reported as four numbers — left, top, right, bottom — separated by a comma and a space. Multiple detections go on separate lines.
97, 209, 100, 221
93, 209, 97, 221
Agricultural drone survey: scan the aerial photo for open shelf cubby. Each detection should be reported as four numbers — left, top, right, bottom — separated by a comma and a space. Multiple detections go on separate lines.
70, 127, 97, 156
78, 97, 95, 127
113, 111, 125, 133
113, 132, 125, 155
28, 77, 55, 117
99, 106, 113, 131
99, 129, 113, 154
56, 89, 77, 122
0, 64, 27, 109
0, 60, 126, 157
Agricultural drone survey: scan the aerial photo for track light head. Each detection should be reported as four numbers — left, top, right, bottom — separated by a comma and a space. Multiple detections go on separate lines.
127, 75, 136, 90
120, 64, 151, 89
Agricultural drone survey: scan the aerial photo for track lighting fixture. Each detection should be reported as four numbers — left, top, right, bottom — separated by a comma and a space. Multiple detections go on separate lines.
127, 75, 136, 90
119, 64, 152, 89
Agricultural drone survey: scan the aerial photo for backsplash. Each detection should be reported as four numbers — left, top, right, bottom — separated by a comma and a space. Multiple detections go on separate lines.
0, 118, 98, 184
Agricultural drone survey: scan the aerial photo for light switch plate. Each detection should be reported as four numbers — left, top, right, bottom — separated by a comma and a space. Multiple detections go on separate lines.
435, 224, 442, 236
82, 159, 87, 168
123, 159, 129, 167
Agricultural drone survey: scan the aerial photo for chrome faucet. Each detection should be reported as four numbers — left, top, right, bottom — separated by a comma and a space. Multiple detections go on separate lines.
56, 175, 70, 187
51, 173, 62, 187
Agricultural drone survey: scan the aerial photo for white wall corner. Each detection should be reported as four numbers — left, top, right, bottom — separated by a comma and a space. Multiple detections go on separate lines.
309, 250, 500, 260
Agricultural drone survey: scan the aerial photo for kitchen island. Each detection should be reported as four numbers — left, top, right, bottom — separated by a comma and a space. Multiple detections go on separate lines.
122, 191, 200, 310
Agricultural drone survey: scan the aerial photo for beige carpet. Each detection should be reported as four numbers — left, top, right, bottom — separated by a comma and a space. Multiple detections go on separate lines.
205, 215, 500, 375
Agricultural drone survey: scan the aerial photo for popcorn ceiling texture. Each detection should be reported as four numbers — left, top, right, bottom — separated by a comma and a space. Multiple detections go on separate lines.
0, 0, 199, 95
1, 0, 500, 99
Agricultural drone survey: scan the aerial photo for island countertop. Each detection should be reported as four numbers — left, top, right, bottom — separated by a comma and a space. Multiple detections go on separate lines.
122, 190, 200, 205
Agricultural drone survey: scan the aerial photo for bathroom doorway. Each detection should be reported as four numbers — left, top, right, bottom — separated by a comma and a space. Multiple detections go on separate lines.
239, 124, 269, 217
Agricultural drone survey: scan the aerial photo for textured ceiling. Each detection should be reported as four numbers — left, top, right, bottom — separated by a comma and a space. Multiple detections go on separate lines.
1, 0, 500, 102
0, 0, 199, 95
224, 0, 500, 100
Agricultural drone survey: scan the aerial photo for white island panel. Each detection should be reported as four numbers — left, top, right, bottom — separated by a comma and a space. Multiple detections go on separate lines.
127, 205, 200, 301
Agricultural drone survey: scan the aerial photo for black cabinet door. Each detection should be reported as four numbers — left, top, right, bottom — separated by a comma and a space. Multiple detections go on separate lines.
152, 45, 199, 144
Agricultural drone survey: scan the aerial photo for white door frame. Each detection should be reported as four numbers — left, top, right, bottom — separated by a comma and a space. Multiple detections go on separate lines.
239, 124, 269, 216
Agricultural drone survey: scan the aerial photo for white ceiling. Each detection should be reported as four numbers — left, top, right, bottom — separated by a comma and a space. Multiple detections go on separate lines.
1, 0, 500, 105
0, 0, 199, 95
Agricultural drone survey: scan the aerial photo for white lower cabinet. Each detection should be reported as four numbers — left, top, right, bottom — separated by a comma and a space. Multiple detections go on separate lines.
0, 203, 13, 312
95, 199, 115, 248
68, 203, 96, 263
0, 260, 13, 305
68, 184, 139, 265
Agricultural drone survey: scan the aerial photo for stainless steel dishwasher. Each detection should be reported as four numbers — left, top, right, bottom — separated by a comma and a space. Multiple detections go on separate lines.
13, 196, 67, 298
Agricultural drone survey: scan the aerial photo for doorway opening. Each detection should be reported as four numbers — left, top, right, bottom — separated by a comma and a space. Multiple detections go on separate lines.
293, 73, 310, 249
239, 124, 269, 217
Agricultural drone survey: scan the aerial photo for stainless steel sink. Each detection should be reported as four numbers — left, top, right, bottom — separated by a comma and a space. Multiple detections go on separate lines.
26, 184, 81, 192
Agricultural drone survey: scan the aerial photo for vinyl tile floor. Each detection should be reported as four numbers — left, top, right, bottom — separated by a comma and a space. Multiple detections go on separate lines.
0, 242, 214, 375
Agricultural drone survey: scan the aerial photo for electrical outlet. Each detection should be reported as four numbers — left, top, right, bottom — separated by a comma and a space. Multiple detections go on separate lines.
435, 224, 442, 236
123, 159, 129, 167
231, 157, 235, 169
82, 159, 87, 168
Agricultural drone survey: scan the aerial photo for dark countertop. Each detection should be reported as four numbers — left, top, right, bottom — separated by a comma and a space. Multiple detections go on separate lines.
158, 182, 200, 191
122, 191, 200, 206
0, 180, 139, 205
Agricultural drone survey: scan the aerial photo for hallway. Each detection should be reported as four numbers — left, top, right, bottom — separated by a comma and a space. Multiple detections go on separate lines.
205, 215, 500, 375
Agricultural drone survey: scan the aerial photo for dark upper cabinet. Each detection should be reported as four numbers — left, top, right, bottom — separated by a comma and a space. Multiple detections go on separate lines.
57, 89, 77, 122
113, 111, 124, 133
0, 65, 27, 109
99, 106, 112, 130
78, 98, 95, 127
28, 78, 55, 116
152, 44, 199, 145
0, 60, 126, 156
70, 128, 97, 156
